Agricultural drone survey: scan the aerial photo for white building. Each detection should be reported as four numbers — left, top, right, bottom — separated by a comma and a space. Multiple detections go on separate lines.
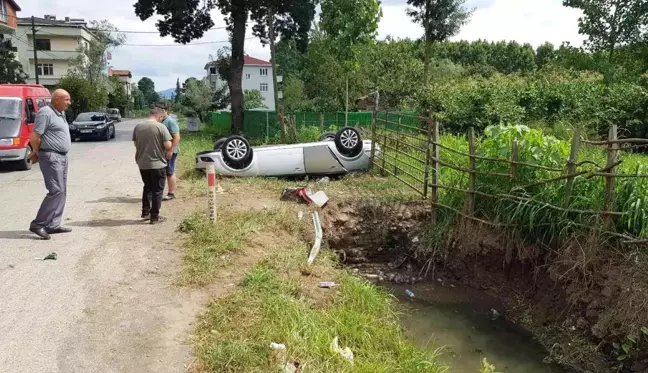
8, 15, 96, 89
108, 69, 132, 100
205, 55, 282, 111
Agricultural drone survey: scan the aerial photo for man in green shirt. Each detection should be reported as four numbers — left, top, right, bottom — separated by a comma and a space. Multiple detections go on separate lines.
132, 106, 173, 224
155, 103, 181, 200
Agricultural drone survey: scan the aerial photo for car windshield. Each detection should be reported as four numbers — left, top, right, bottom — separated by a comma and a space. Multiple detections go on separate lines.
108, 109, 119, 114
76, 113, 104, 122
0, 97, 23, 139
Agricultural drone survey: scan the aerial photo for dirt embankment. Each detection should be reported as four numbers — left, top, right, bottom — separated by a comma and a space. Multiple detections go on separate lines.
322, 200, 648, 373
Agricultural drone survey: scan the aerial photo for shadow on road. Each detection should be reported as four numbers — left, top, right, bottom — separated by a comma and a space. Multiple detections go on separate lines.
87, 196, 141, 204
68, 219, 147, 227
0, 231, 41, 240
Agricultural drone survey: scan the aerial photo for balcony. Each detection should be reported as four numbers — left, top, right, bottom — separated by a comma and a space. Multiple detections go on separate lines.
28, 50, 80, 61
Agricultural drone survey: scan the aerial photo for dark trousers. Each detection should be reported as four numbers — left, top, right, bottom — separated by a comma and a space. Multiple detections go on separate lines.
139, 168, 167, 219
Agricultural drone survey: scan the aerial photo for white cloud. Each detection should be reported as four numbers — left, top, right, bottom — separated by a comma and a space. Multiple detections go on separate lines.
14, 0, 585, 91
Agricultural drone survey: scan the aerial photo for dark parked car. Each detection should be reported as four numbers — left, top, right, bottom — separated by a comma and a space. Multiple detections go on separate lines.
69, 112, 116, 141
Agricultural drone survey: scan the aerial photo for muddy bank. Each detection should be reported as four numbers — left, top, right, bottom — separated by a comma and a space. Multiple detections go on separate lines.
322, 201, 648, 373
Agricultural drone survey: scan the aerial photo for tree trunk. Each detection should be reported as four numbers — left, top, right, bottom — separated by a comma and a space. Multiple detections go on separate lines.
229, 8, 248, 135
268, 9, 283, 138
424, 39, 431, 86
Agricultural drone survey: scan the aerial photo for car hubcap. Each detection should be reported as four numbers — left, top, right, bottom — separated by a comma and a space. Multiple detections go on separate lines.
226, 139, 248, 160
340, 129, 358, 149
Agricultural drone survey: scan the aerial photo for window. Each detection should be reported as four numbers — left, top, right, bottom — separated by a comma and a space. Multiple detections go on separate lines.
260, 83, 269, 92
0, 0, 7, 23
260, 68, 268, 76
37, 63, 54, 76
35, 39, 51, 51
245, 73, 251, 80
209, 66, 216, 74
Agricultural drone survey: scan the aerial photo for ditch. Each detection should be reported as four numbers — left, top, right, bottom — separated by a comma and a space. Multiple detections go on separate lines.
322, 200, 648, 373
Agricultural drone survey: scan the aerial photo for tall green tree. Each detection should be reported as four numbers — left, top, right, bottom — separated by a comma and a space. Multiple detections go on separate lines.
174, 77, 182, 103
134, 0, 316, 135
406, 0, 473, 85
0, 40, 27, 84
181, 78, 214, 120
69, 20, 125, 88
243, 89, 268, 109
320, 0, 383, 124
58, 75, 108, 121
563, 0, 648, 62
137, 77, 160, 106
107, 75, 129, 114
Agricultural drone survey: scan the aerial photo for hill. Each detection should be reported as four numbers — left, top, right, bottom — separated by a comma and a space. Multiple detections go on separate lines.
158, 88, 175, 100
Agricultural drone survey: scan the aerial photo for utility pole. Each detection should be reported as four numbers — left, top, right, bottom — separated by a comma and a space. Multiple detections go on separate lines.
31, 16, 39, 84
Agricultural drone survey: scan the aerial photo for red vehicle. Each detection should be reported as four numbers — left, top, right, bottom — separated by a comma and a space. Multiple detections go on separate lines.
0, 84, 52, 171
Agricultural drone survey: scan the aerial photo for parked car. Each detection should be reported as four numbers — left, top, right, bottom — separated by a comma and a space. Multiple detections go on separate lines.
107, 108, 121, 122
69, 112, 116, 141
0, 84, 52, 171
195, 126, 380, 178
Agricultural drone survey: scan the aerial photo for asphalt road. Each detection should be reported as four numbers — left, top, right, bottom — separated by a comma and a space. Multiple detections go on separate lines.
0, 119, 203, 373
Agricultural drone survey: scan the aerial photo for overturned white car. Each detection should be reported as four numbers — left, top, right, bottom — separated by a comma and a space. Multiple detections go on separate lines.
195, 126, 380, 178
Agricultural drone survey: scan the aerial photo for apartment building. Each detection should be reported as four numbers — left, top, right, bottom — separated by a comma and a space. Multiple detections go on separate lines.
0, 0, 20, 35
108, 69, 133, 99
8, 14, 96, 89
205, 56, 282, 111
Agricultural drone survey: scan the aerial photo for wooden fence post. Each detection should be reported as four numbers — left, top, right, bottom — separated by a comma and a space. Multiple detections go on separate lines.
394, 117, 401, 176
563, 128, 581, 206
431, 118, 440, 224
423, 118, 432, 199
511, 140, 519, 180
603, 125, 619, 225
320, 113, 324, 132
466, 127, 476, 215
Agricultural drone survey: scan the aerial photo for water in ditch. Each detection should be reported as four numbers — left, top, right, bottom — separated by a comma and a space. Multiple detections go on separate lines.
384, 281, 565, 373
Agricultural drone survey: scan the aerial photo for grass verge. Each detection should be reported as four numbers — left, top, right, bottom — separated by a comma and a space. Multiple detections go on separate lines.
189, 207, 448, 372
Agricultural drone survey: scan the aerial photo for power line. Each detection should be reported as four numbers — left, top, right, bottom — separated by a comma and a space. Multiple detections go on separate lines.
120, 38, 251, 47
112, 26, 227, 34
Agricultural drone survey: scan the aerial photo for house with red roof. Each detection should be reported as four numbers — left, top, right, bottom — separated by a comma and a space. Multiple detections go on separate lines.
205, 55, 282, 111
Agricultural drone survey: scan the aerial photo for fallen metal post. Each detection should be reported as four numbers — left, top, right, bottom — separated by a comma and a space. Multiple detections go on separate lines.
307, 212, 323, 265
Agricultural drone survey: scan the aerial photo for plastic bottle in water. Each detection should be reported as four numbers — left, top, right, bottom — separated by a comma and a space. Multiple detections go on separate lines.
405, 289, 415, 298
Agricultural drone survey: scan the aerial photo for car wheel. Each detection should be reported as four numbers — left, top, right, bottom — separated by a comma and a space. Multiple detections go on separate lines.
17, 145, 33, 171
110, 125, 116, 139
213, 137, 227, 151
222, 135, 253, 169
334, 126, 363, 157
319, 132, 336, 141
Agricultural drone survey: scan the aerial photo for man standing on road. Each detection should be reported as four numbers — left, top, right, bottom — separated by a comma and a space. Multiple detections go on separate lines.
132, 106, 173, 224
155, 103, 181, 200
29, 89, 73, 240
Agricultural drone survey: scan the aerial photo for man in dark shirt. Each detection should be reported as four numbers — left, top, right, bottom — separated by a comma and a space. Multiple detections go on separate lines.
29, 89, 73, 240
132, 106, 173, 224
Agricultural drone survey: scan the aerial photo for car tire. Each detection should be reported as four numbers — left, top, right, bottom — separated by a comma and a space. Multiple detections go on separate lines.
334, 126, 363, 157
17, 145, 33, 171
213, 137, 227, 151
110, 125, 116, 139
319, 132, 336, 141
221, 135, 253, 169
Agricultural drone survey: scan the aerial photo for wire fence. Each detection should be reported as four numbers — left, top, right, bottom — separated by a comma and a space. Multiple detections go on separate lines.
368, 112, 648, 245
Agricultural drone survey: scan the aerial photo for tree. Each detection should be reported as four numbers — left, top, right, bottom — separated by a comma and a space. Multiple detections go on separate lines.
0, 40, 27, 84
563, 0, 648, 62
274, 39, 307, 79
108, 76, 129, 114
174, 78, 182, 103
536, 42, 557, 69
58, 75, 108, 121
406, 0, 473, 85
69, 20, 125, 89
243, 89, 267, 109
320, 0, 383, 124
181, 78, 217, 120
281, 76, 307, 111
133, 0, 316, 135
138, 77, 160, 106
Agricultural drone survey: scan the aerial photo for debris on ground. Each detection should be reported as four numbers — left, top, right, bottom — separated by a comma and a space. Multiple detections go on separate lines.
216, 184, 224, 193
280, 187, 329, 208
307, 212, 323, 265
319, 282, 336, 288
316, 176, 330, 183
405, 289, 415, 298
35, 252, 57, 261
297, 211, 304, 220
331, 336, 354, 363
490, 309, 501, 320
270, 343, 286, 350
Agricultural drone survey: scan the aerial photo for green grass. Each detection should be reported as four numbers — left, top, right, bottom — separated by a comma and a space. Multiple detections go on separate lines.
194, 247, 448, 373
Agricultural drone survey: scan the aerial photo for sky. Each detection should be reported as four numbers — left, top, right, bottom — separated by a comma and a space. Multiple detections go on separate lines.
14, 0, 585, 91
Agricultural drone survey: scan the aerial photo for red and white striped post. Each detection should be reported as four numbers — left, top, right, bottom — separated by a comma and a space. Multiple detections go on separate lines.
207, 164, 217, 223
